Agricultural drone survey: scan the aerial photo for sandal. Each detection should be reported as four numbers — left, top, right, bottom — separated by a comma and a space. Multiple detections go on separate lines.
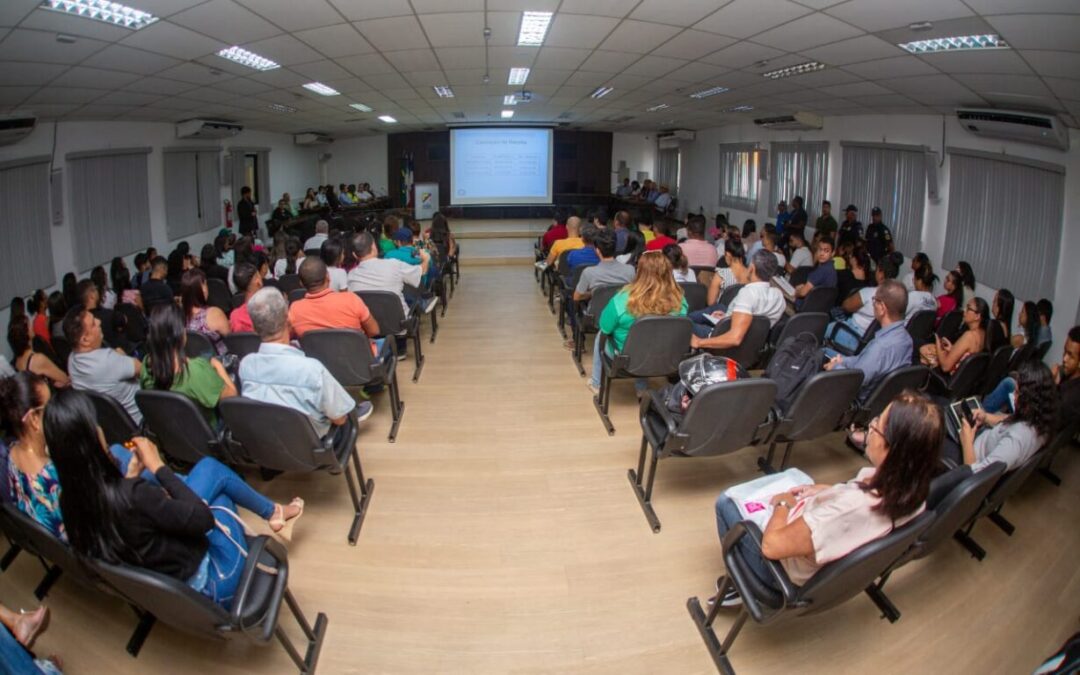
269, 498, 304, 542
15, 606, 49, 649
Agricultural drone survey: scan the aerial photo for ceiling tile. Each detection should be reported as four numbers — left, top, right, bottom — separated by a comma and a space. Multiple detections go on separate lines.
95, 91, 162, 106
953, 74, 1055, 98
21, 103, 79, 118
0, 62, 67, 86
629, 55, 692, 78
1022, 51, 1080, 81
667, 61, 730, 84
241, 34, 324, 66
700, 41, 786, 69
327, 0, 411, 21
0, 28, 106, 64
481, 12, 527, 48
290, 59, 353, 82
294, 25, 375, 58
235, 0, 344, 32
170, 0, 282, 44
563, 71, 610, 88
0, 0, 38, 27
986, 14, 1080, 52
525, 69, 573, 85
337, 53, 396, 75
0, 86, 38, 105
27, 87, 106, 104
694, 0, 812, 39
445, 69, 488, 85
246, 67, 311, 88
784, 67, 861, 87
545, 14, 621, 48
486, 0, 560, 9
157, 62, 232, 85
580, 50, 641, 74
19, 6, 134, 41
120, 21, 223, 60
558, 0, 637, 17
404, 70, 446, 87
355, 15, 429, 52
411, 0, 483, 11
650, 30, 736, 61
880, 74, 983, 105
362, 73, 408, 89
752, 13, 863, 52
920, 49, 1035, 76
322, 77, 371, 94
534, 47, 591, 70
800, 35, 903, 66
816, 81, 895, 98
825, 0, 973, 33
841, 56, 940, 80
217, 77, 273, 95
486, 46, 536, 68
83, 45, 182, 75
50, 66, 143, 90
384, 49, 440, 71
963, 0, 1080, 13
434, 46, 486, 69
599, 20, 683, 55
123, 78, 195, 95
630, 0, 727, 27
417, 12, 485, 48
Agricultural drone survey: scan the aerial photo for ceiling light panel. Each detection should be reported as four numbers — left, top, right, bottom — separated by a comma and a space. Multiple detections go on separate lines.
302, 82, 340, 96
378, 115, 397, 123
590, 86, 614, 99
501, 110, 514, 118
645, 103, 670, 112
40, 0, 158, 30
721, 105, 754, 112
898, 34, 1008, 54
267, 103, 296, 114
688, 85, 729, 99
217, 46, 280, 72
433, 85, 455, 98
349, 103, 373, 112
503, 95, 517, 105
762, 61, 825, 79
517, 11, 553, 47
508, 68, 530, 86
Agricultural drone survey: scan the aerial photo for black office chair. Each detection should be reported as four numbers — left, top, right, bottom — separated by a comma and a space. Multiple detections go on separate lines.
0, 502, 104, 600
86, 390, 140, 446
136, 390, 225, 465
89, 535, 327, 670
1033, 340, 1052, 362
115, 302, 148, 345
704, 315, 771, 370
953, 448, 1046, 560
206, 278, 233, 315
690, 266, 715, 288
688, 512, 933, 674
798, 286, 837, 313
276, 274, 302, 296
184, 330, 217, 359
49, 335, 72, 373
571, 284, 621, 377
557, 263, 593, 339
986, 319, 1009, 353
231, 292, 246, 310
359, 290, 425, 383
1037, 421, 1080, 486
717, 283, 743, 309
288, 288, 307, 305
927, 352, 989, 399
220, 399, 373, 545
762, 312, 829, 366
980, 345, 1015, 397
905, 309, 936, 353
842, 365, 929, 430
300, 329, 405, 442
223, 332, 262, 362
679, 282, 709, 313
760, 370, 864, 471
593, 316, 693, 435
631, 378, 776, 532
788, 266, 812, 286
546, 250, 573, 315
936, 310, 963, 341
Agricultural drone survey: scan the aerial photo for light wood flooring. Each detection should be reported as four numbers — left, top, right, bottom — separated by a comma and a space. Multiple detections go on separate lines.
2, 264, 1078, 674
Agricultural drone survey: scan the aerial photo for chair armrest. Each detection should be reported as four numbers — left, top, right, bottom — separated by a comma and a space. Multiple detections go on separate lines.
721, 521, 799, 623
230, 535, 290, 643
646, 390, 680, 438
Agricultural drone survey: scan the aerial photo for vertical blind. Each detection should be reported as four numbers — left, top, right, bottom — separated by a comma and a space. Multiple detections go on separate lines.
66, 148, 152, 271
840, 142, 926, 254
769, 141, 828, 221
164, 149, 222, 240
943, 148, 1064, 301
656, 147, 680, 194
718, 143, 758, 212
0, 157, 55, 306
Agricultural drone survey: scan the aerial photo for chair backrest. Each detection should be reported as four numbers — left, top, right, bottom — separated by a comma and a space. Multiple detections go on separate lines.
298, 329, 376, 388
679, 282, 708, 313
973, 446, 1046, 522
304, 247, 321, 257
987, 319, 1009, 353
288, 288, 307, 305
50, 335, 72, 372
218, 397, 333, 472
905, 310, 936, 349
780, 370, 864, 441
788, 267, 812, 286
222, 332, 262, 362
184, 330, 216, 359
799, 286, 837, 313
231, 292, 246, 312
554, 250, 573, 277
858, 365, 929, 421
276, 274, 302, 295
86, 390, 139, 445
135, 390, 218, 464
0, 503, 101, 590
584, 284, 622, 320
677, 379, 777, 457
618, 316, 692, 377
1009, 342, 1034, 369
357, 290, 408, 335
567, 262, 591, 292
206, 278, 232, 314
114, 302, 147, 344
916, 462, 1006, 560
708, 315, 771, 370
948, 351, 990, 399
795, 511, 933, 617
937, 310, 963, 341
981, 346, 1015, 397
772, 312, 829, 347
1034, 340, 1052, 362
690, 266, 715, 288
717, 283, 743, 309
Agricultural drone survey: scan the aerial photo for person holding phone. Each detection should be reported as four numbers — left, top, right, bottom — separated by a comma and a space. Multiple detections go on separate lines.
920, 297, 988, 373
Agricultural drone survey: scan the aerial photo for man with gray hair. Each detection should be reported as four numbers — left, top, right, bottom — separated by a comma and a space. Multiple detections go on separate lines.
303, 219, 330, 252
238, 287, 371, 436
689, 249, 786, 349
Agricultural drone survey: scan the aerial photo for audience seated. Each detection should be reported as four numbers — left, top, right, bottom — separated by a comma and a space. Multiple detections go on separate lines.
679, 215, 717, 268
573, 228, 634, 305
302, 187, 319, 211
836, 245, 873, 301
794, 237, 837, 308
386, 227, 426, 267
304, 219, 330, 252
320, 237, 350, 292
759, 228, 786, 270
3, 371, 65, 540
273, 237, 305, 279
7, 314, 69, 388
711, 391, 940, 604
541, 210, 569, 253
140, 257, 173, 313
611, 210, 631, 255
906, 265, 938, 322
644, 219, 676, 251
935, 270, 964, 323
289, 257, 381, 350
665, 244, 695, 283
199, 244, 229, 285
919, 297, 988, 373
902, 253, 932, 294
825, 280, 913, 402
706, 239, 750, 307
785, 230, 812, 273
90, 265, 116, 310
347, 230, 433, 317
826, 256, 898, 353
110, 259, 142, 310
988, 289, 1014, 351
426, 213, 458, 263
546, 216, 584, 266
76, 279, 132, 354
653, 184, 672, 212
1035, 298, 1054, 348
690, 250, 785, 347
63, 305, 143, 424
228, 261, 262, 333
614, 178, 631, 198
954, 261, 977, 308
985, 325, 1079, 420
181, 269, 230, 357
566, 225, 600, 272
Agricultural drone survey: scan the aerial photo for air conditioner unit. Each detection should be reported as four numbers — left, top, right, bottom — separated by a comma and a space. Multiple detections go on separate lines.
658, 129, 695, 148
753, 112, 823, 131
175, 118, 243, 139
0, 114, 37, 146
294, 132, 334, 146
955, 108, 1069, 151
672, 129, 695, 141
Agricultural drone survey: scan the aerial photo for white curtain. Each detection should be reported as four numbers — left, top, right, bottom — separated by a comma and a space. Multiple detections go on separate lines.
198, 151, 222, 230
656, 147, 680, 195
67, 148, 152, 271
718, 143, 758, 212
769, 141, 828, 220
840, 142, 926, 254
944, 148, 1064, 300
0, 158, 55, 304
164, 151, 200, 240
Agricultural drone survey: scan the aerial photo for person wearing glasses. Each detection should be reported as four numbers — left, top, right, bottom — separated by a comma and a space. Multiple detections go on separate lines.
824, 256, 899, 353
919, 297, 988, 373
825, 280, 912, 401
711, 391, 941, 606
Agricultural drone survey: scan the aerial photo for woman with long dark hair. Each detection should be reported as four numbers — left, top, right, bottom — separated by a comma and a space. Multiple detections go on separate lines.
1011, 300, 1040, 350
935, 270, 964, 323
29, 289, 50, 348
200, 243, 229, 284
110, 257, 141, 309
990, 288, 1014, 351
7, 315, 68, 387
141, 304, 236, 427
954, 261, 976, 306
272, 237, 304, 278
180, 268, 230, 356
2, 371, 65, 538
90, 265, 116, 310
46, 292, 66, 342
61, 273, 77, 311
46, 388, 303, 608
920, 296, 988, 373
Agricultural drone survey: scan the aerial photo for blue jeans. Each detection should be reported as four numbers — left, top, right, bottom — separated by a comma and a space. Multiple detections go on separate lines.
715, 495, 781, 592
689, 302, 727, 338
982, 376, 1016, 414
0, 622, 58, 674
826, 317, 864, 352
589, 335, 646, 392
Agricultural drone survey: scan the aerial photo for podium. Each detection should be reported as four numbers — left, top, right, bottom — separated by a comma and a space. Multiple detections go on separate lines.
414, 183, 439, 220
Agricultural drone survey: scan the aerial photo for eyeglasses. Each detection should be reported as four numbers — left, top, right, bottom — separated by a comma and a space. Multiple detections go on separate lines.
964, 305, 977, 313
867, 415, 886, 442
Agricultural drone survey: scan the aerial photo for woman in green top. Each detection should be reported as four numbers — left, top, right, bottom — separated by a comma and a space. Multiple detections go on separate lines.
140, 304, 237, 428
589, 249, 688, 392
379, 215, 399, 256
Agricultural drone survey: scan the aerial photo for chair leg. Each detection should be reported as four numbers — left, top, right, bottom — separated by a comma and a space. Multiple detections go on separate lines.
864, 579, 902, 623
429, 307, 438, 343
987, 508, 1015, 536
0, 544, 20, 571
571, 329, 585, 377
276, 589, 328, 674
758, 441, 779, 473
953, 526, 986, 561
126, 611, 156, 657
687, 583, 744, 675
343, 449, 375, 546
385, 372, 405, 444
628, 440, 662, 533
1037, 466, 1062, 486
779, 441, 795, 470
411, 331, 425, 383
33, 564, 62, 600
593, 369, 615, 435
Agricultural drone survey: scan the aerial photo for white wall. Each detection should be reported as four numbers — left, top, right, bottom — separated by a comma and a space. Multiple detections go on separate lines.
611, 132, 656, 189
678, 113, 1080, 364
323, 135, 389, 198
0, 120, 319, 357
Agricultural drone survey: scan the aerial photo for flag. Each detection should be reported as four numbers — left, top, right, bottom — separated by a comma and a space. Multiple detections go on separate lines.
400, 151, 414, 207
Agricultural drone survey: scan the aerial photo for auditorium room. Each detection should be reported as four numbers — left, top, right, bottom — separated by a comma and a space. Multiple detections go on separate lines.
1, 0, 1079, 673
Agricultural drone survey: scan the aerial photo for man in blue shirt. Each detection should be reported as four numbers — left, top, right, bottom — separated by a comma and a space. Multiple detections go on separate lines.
567, 225, 601, 271
794, 237, 837, 309
825, 279, 912, 402
774, 201, 791, 237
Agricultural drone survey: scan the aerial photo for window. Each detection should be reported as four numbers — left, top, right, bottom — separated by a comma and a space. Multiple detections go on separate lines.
229, 148, 270, 210
657, 147, 680, 195
769, 141, 828, 220
718, 143, 759, 212
244, 153, 259, 203
164, 148, 222, 240
0, 156, 55, 305
66, 148, 152, 270
840, 142, 926, 254
943, 148, 1064, 300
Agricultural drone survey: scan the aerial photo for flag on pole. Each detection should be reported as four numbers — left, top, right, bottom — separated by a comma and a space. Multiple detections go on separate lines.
400, 151, 415, 207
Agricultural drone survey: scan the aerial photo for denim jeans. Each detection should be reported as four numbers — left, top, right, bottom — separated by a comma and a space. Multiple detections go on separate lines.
689, 302, 727, 338
715, 495, 782, 592
589, 335, 647, 392
982, 376, 1016, 414
0, 623, 58, 674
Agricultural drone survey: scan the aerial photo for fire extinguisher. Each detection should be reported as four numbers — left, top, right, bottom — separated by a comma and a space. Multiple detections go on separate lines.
224, 199, 233, 230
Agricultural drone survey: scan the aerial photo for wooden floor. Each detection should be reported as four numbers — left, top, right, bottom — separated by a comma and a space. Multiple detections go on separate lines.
3, 264, 1079, 674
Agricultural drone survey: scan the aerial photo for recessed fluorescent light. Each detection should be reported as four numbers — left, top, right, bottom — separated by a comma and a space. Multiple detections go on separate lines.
40, 0, 158, 30
267, 103, 296, 114
762, 61, 825, 79
508, 68, 530, 86
503, 94, 517, 105
590, 86, 613, 99
303, 82, 340, 96
645, 103, 670, 112
217, 46, 280, 72
349, 103, 373, 113
898, 34, 1008, 54
501, 109, 514, 119
688, 85, 729, 99
433, 85, 454, 98
517, 11, 553, 46
721, 105, 753, 113
378, 115, 397, 124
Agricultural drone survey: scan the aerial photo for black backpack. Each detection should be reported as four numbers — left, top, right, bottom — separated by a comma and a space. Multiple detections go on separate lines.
765, 332, 824, 414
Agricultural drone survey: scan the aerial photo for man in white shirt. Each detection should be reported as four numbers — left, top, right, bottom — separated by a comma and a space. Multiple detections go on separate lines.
303, 219, 329, 252
826, 256, 898, 351
690, 250, 785, 348
357, 183, 374, 201
346, 230, 430, 315
786, 230, 812, 273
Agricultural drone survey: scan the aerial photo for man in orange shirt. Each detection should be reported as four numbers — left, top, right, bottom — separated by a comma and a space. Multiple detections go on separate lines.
289, 258, 383, 355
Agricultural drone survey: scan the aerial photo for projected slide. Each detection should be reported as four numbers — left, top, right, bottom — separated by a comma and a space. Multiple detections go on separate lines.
450, 128, 553, 205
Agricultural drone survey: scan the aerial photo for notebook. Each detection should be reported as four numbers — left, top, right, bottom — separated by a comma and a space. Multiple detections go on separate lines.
725, 468, 814, 529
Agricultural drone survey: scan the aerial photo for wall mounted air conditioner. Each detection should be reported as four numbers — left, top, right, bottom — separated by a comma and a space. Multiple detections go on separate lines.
0, 114, 37, 146
658, 129, 695, 148
753, 112, 823, 131
295, 132, 334, 146
955, 109, 1069, 151
175, 118, 243, 139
